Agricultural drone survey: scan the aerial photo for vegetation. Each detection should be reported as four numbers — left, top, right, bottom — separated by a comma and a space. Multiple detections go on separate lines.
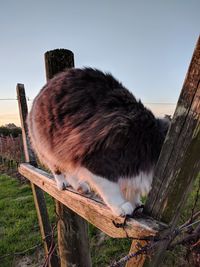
0, 172, 199, 266
0, 125, 22, 137
0, 125, 24, 166
0, 174, 55, 267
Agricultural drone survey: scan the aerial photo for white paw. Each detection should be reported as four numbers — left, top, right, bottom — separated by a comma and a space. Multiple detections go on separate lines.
77, 181, 91, 194
55, 176, 70, 190
56, 180, 70, 190
135, 200, 142, 207
111, 202, 134, 217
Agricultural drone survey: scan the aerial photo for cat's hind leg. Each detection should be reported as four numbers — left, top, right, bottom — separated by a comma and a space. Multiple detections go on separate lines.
94, 179, 134, 216
119, 179, 142, 209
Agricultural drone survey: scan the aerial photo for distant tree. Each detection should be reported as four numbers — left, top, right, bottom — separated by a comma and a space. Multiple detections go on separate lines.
5, 123, 18, 129
0, 125, 22, 137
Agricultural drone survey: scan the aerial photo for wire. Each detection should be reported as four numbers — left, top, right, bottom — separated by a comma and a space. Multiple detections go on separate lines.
0, 98, 32, 101
179, 219, 200, 231
0, 98, 17, 100
0, 98, 176, 105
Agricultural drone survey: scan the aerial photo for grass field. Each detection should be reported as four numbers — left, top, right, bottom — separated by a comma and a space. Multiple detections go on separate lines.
0, 174, 56, 267
0, 172, 199, 267
0, 173, 131, 266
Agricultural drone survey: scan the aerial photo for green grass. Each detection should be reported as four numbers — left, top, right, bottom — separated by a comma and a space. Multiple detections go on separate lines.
93, 237, 131, 266
163, 174, 200, 267
0, 173, 131, 267
89, 224, 131, 266
0, 174, 55, 267
0, 173, 199, 267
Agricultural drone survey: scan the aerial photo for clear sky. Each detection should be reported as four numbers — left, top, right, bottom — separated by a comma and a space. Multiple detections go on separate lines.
0, 0, 199, 125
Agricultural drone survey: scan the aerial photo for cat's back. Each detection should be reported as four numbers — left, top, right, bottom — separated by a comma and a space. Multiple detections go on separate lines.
29, 68, 137, 139
28, 68, 143, 165
34, 67, 136, 109
28, 68, 164, 177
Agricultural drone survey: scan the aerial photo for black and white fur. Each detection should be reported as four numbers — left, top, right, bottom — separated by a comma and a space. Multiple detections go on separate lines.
28, 68, 169, 216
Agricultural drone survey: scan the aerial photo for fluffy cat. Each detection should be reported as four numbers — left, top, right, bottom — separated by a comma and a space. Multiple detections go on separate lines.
28, 68, 169, 217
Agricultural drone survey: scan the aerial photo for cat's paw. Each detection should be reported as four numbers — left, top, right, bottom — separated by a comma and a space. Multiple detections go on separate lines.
135, 199, 142, 207
56, 178, 70, 190
112, 202, 134, 217
77, 181, 91, 194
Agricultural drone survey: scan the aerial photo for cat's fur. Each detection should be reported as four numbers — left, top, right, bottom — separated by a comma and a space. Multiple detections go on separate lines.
28, 68, 169, 216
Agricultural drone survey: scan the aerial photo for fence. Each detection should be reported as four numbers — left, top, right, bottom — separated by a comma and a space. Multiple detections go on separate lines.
15, 36, 200, 267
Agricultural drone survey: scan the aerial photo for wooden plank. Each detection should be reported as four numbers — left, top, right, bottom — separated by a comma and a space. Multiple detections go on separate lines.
16, 84, 59, 267
126, 240, 147, 267
18, 163, 167, 239
44, 49, 92, 267
143, 36, 200, 266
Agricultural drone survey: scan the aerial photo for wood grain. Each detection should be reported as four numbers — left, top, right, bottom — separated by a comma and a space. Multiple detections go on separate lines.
126, 240, 147, 267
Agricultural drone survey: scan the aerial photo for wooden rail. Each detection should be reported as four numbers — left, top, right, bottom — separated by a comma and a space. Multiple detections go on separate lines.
19, 163, 167, 239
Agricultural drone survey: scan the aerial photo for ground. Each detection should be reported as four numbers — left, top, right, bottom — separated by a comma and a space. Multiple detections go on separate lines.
0, 172, 131, 267
0, 170, 199, 267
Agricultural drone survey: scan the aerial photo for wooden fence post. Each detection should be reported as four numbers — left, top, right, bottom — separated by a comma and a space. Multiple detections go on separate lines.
142, 36, 200, 266
0, 134, 2, 164
17, 84, 59, 267
44, 49, 92, 267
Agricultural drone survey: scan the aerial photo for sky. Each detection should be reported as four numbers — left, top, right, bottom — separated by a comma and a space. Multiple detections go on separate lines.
0, 0, 199, 126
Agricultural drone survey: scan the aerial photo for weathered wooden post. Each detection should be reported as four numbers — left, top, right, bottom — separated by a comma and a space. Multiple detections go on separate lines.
17, 84, 59, 267
143, 36, 200, 266
44, 49, 92, 267
126, 36, 200, 267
